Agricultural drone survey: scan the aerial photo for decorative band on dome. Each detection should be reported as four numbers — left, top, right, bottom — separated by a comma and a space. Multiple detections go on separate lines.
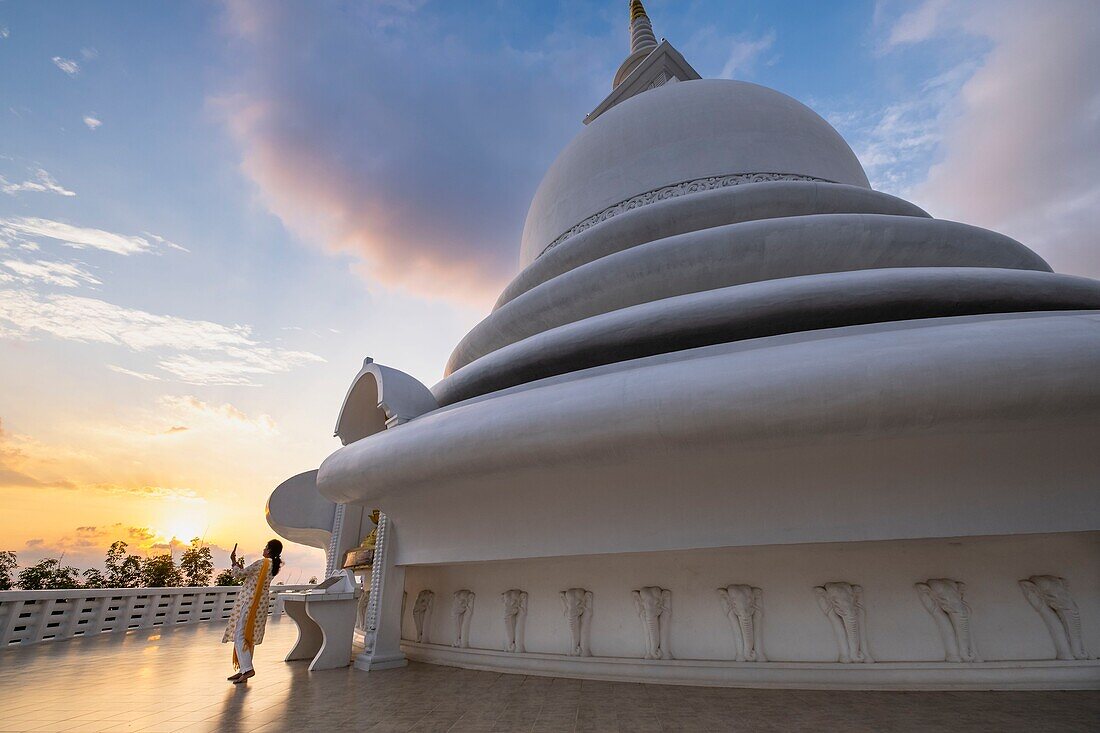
535, 172, 831, 259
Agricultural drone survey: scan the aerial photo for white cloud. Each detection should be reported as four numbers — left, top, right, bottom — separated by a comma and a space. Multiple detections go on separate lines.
143, 231, 189, 253
83, 115, 102, 130
0, 169, 76, 197
158, 395, 277, 432
52, 56, 79, 75
719, 30, 777, 79
216, 0, 617, 306
907, 0, 1100, 279
107, 365, 162, 382
81, 47, 99, 60
884, 0, 951, 49
0, 26, 9, 40
821, 70, 965, 197
154, 354, 304, 387
1, 258, 101, 288
0, 217, 181, 256
0, 289, 324, 386
838, 79, 959, 195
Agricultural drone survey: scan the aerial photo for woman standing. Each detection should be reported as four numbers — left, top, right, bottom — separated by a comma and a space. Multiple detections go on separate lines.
223, 539, 282, 683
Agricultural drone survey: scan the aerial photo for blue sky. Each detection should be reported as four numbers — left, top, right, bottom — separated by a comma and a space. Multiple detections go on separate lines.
1, 0, 1097, 577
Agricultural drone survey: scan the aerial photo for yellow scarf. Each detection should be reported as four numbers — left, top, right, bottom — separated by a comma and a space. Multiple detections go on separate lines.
233, 557, 271, 670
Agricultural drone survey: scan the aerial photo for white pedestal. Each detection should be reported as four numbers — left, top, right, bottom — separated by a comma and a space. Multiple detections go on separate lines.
278, 591, 359, 671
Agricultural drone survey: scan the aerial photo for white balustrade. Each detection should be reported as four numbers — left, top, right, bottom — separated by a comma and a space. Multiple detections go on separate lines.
0, 585, 313, 649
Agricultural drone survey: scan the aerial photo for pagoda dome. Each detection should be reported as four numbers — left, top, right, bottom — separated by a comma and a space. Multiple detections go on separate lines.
519, 79, 871, 268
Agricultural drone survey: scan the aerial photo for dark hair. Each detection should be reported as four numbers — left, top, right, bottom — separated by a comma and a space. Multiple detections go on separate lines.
266, 539, 283, 576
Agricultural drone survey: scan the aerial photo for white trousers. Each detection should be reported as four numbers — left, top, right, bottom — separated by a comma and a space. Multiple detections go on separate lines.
233, 616, 254, 672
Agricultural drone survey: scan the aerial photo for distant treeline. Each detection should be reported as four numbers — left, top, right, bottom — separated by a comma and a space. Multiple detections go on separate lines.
0, 539, 236, 590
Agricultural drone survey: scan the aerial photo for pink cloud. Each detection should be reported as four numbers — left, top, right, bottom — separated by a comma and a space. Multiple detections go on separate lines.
214, 1, 615, 308
909, 0, 1100, 278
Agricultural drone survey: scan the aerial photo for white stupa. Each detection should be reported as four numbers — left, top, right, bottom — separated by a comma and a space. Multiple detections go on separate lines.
268, 1, 1100, 689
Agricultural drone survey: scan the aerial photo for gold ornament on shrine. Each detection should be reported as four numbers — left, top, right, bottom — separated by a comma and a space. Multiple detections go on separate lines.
342, 509, 381, 570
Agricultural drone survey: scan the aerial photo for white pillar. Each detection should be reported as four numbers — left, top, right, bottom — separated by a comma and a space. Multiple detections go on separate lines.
325, 503, 366, 578
324, 504, 347, 577
354, 513, 406, 671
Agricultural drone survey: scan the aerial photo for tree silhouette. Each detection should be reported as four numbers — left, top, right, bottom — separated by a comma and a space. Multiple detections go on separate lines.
141, 553, 182, 588
179, 539, 214, 586
104, 541, 143, 588
81, 568, 108, 588
0, 551, 17, 590
214, 568, 241, 586
17, 558, 81, 590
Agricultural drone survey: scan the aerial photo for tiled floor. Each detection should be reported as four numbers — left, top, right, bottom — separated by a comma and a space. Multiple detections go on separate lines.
0, 618, 1098, 733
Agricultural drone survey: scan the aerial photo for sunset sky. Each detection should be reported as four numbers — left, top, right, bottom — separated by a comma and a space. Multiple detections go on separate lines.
1, 0, 1097, 581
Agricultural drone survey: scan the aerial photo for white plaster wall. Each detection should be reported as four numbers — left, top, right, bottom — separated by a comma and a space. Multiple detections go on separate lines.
321, 312, 1100, 566
401, 532, 1100, 664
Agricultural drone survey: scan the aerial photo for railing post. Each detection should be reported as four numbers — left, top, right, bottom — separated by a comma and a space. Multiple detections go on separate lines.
212, 590, 230, 621
60, 596, 88, 640
165, 592, 183, 626
0, 598, 23, 646
120, 595, 138, 630
87, 593, 113, 636
142, 593, 162, 628
32, 599, 57, 644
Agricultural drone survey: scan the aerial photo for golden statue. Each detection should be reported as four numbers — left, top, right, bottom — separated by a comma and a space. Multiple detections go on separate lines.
342, 509, 381, 569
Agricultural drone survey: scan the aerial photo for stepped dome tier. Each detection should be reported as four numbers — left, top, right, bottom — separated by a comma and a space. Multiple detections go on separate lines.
435, 76, 1100, 404
271, 2, 1100, 689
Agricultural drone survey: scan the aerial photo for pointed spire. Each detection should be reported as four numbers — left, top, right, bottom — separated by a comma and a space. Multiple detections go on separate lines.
587, 1, 701, 123
614, 1, 659, 88
629, 1, 658, 55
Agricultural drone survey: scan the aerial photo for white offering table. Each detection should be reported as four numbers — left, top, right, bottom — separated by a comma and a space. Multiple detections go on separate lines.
278, 571, 360, 671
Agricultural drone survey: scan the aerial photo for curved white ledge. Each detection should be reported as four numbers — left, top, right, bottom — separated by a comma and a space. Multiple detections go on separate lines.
321, 311, 1100, 510
449, 214, 1051, 374
435, 268, 1100, 406
497, 182, 929, 310
402, 642, 1100, 690
266, 470, 334, 550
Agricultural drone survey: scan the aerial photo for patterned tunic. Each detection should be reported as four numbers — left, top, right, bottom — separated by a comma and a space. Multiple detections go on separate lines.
221, 559, 273, 646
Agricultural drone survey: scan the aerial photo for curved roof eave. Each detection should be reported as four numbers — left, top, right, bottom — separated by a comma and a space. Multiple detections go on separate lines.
333, 357, 439, 445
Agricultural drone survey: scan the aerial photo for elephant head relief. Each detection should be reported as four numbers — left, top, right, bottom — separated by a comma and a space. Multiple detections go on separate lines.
915, 579, 980, 662
717, 584, 765, 662
559, 588, 593, 657
633, 586, 673, 660
1020, 575, 1089, 660
814, 582, 873, 664
411, 589, 434, 644
451, 589, 475, 648
501, 589, 528, 653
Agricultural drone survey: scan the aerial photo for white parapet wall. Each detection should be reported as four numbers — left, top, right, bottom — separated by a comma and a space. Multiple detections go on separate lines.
0, 585, 313, 648
399, 532, 1100, 690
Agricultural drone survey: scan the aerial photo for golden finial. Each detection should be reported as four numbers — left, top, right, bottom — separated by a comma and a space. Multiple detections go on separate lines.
628, 0, 657, 57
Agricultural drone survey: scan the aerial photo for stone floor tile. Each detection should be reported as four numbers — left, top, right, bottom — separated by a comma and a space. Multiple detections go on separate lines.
2, 619, 1099, 732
